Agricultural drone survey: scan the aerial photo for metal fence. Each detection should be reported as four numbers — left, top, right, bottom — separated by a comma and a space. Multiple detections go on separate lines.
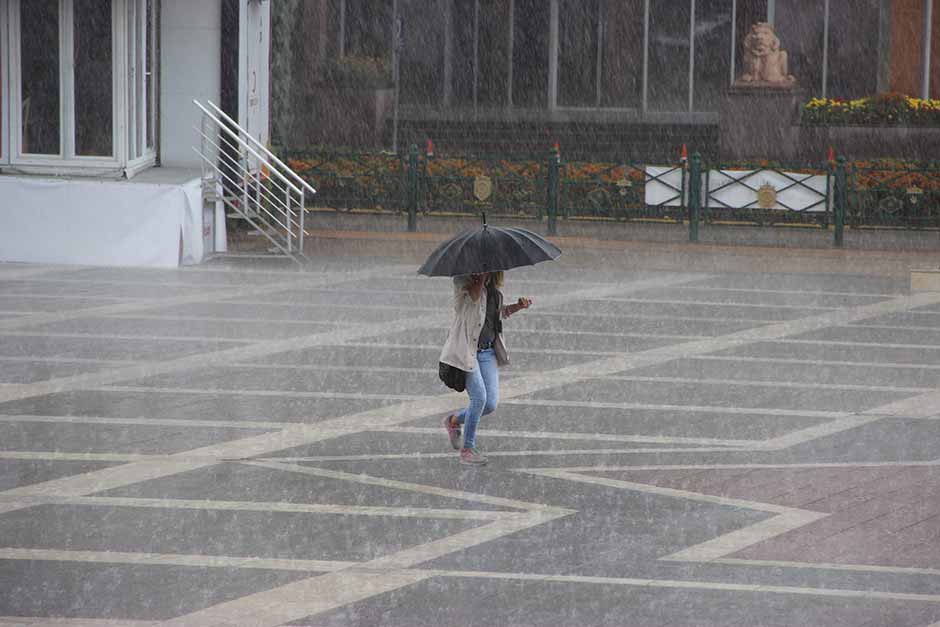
282, 145, 940, 246
847, 161, 940, 230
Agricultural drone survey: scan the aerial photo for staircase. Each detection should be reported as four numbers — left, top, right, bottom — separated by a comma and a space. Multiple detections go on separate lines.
193, 100, 315, 266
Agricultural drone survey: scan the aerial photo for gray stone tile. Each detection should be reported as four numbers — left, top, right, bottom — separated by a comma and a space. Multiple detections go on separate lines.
628, 286, 890, 308
123, 365, 445, 395
0, 560, 312, 621
260, 288, 452, 308
523, 378, 911, 412
17, 317, 335, 341
0, 459, 119, 491
689, 273, 907, 295
138, 300, 423, 324
791, 326, 940, 347
100, 462, 514, 511
265, 430, 683, 460
331, 276, 577, 296
550, 298, 816, 321
714, 341, 940, 365
1, 261, 937, 625
247, 345, 443, 368
0, 421, 273, 454
402, 404, 825, 441
0, 296, 127, 312
628, 357, 940, 389
249, 344, 611, 372
0, 503, 481, 561
62, 267, 285, 286
0, 360, 110, 383
290, 576, 940, 627
862, 311, 940, 328
354, 328, 680, 354
0, 279, 212, 298
0, 334, 243, 360
772, 418, 940, 462
0, 390, 398, 423
516, 312, 765, 336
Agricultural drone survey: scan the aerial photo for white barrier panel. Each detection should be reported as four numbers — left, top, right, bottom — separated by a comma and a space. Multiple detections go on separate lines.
708, 169, 829, 213
644, 166, 686, 207
645, 167, 829, 213
0, 175, 206, 268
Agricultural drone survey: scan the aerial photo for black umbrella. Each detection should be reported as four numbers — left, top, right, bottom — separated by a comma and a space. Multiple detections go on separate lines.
418, 218, 561, 277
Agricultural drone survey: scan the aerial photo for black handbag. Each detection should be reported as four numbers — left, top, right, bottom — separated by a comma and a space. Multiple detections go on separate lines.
439, 361, 467, 392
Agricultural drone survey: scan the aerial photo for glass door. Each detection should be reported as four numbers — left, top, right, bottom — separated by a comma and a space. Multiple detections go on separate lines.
16, 0, 62, 158
10, 0, 121, 172
0, 0, 9, 165
126, 0, 157, 175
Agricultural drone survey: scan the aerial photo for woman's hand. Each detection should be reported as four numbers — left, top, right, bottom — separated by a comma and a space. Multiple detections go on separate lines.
503, 297, 532, 317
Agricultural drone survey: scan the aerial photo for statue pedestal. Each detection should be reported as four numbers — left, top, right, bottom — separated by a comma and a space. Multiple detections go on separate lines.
719, 86, 807, 162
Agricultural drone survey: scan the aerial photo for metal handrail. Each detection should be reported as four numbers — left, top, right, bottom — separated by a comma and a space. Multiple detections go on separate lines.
193, 101, 303, 196
194, 99, 309, 261
196, 127, 297, 223
205, 100, 317, 198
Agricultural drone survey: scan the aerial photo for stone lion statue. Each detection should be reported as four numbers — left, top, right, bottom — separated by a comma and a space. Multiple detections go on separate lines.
737, 22, 795, 86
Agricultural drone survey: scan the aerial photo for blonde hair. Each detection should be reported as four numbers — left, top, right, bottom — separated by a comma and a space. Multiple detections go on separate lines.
490, 271, 504, 288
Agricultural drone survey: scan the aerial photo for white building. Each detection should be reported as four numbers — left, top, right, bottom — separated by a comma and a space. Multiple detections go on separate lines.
0, 0, 276, 267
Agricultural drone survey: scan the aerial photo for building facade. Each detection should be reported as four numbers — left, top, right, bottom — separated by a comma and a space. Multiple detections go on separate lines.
282, 0, 939, 153
0, 0, 272, 266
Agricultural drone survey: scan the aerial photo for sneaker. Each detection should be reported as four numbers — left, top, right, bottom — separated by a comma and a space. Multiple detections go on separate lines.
444, 414, 462, 450
459, 447, 488, 465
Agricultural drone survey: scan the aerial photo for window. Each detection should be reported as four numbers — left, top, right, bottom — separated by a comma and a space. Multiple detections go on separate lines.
647, 0, 692, 112
5, 0, 156, 174
74, 0, 114, 157
19, 0, 62, 156
558, 0, 599, 107
775, 0, 880, 99
0, 0, 9, 164
512, 0, 549, 109
399, 0, 444, 106
126, 0, 157, 167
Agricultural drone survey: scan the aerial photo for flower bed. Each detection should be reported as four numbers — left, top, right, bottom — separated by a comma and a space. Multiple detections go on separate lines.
283, 148, 940, 227
802, 92, 940, 126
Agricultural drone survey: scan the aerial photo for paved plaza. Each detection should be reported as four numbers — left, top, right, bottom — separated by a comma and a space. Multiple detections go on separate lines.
1, 246, 940, 626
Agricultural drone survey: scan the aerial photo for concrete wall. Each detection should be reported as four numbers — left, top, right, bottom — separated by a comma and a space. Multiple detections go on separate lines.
160, 0, 222, 167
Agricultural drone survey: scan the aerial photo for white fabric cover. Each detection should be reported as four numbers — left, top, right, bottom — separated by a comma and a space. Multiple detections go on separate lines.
0, 175, 212, 267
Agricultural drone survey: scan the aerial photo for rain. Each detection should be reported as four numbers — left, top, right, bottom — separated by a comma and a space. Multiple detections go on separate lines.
1, 1, 940, 625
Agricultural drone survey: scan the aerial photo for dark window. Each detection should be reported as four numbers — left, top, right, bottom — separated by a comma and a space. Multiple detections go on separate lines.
512, 0, 549, 108
74, 0, 113, 156
648, 0, 691, 111
558, 0, 599, 107
693, 0, 733, 112
21, 0, 61, 155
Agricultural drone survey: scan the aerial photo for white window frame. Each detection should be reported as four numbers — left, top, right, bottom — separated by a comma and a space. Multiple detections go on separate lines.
9, 0, 123, 174
125, 0, 156, 177
5, 0, 156, 177
0, 0, 10, 165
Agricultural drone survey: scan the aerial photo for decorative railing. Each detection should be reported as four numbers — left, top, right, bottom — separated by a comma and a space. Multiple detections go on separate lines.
280, 143, 940, 245
194, 100, 314, 263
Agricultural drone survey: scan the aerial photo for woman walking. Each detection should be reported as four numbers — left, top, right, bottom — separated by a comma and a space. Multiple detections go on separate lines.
439, 271, 532, 465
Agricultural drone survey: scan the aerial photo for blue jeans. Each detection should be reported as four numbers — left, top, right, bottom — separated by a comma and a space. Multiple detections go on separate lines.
456, 348, 499, 449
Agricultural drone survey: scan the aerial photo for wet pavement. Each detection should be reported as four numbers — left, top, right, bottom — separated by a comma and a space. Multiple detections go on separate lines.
1, 251, 940, 626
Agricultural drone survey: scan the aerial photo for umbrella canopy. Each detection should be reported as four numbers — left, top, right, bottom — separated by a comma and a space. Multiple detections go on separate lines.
418, 224, 561, 277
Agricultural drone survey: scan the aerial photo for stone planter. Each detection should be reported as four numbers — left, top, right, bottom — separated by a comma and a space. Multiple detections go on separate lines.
800, 124, 940, 161
295, 87, 394, 149
719, 87, 808, 162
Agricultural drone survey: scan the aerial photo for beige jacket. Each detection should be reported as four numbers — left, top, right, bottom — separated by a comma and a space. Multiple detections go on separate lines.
439, 276, 510, 372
